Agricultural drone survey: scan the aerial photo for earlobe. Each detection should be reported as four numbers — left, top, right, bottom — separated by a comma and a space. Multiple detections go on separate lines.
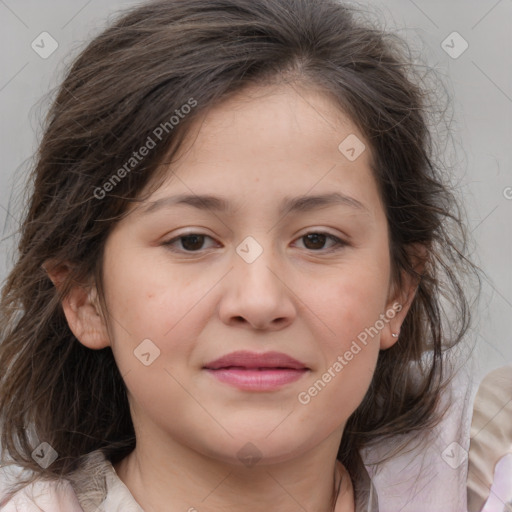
380, 294, 411, 350
380, 297, 412, 350
380, 243, 427, 350
44, 261, 110, 350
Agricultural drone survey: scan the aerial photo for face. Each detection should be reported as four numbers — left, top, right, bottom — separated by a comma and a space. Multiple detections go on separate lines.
87, 83, 407, 466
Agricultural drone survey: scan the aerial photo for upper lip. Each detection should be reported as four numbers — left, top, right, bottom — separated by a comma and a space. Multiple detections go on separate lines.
204, 350, 308, 370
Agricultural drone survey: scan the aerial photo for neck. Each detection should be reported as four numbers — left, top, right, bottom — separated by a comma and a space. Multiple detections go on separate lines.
113, 431, 354, 512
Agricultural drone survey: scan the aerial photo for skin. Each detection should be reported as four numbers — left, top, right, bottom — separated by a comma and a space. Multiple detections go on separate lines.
49, 82, 418, 512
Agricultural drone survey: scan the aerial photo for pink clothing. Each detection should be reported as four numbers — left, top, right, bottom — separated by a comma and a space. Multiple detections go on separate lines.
467, 365, 512, 511
0, 479, 84, 511
0, 454, 143, 512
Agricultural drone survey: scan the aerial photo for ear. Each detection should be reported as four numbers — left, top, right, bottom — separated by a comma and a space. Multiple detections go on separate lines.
380, 243, 427, 350
43, 260, 110, 350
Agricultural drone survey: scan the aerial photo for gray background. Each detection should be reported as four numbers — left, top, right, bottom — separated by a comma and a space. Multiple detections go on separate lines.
0, 0, 511, 382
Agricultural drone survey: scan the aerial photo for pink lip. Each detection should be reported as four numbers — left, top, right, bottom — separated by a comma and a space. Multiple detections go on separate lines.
203, 350, 309, 391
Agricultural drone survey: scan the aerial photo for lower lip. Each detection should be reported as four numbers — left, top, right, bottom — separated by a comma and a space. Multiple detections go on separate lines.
205, 368, 308, 391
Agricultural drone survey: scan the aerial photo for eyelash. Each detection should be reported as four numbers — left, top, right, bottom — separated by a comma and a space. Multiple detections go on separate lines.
162, 231, 348, 254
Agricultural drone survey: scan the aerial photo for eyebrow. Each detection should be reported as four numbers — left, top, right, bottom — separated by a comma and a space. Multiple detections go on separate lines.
139, 192, 368, 217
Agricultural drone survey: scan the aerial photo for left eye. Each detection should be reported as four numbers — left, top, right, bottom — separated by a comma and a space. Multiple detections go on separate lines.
162, 232, 347, 253
294, 232, 347, 252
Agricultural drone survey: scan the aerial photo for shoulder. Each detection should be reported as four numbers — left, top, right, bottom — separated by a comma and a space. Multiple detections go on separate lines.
361, 362, 476, 511
0, 449, 111, 512
1, 450, 143, 512
467, 364, 512, 512
66, 450, 144, 512
0, 477, 84, 511
469, 364, 512, 426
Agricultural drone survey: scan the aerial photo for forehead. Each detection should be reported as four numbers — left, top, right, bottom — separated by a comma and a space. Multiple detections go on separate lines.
132, 82, 383, 220
177, 83, 365, 162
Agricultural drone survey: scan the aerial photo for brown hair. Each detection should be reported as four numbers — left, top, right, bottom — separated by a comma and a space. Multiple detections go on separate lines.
0, 0, 480, 498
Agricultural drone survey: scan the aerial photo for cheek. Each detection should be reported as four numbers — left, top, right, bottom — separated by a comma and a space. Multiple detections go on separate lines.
296, 257, 389, 417
308, 258, 390, 352
100, 256, 213, 433
296, 286, 383, 435
101, 246, 212, 373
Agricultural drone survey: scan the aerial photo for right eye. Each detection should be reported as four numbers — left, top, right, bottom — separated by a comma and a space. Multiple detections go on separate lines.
162, 233, 220, 253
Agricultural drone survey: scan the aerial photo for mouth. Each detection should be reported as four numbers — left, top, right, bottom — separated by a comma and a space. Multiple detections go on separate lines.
203, 351, 309, 391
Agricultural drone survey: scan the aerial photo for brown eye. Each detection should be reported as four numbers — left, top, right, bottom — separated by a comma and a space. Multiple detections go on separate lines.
303, 233, 328, 250
163, 234, 217, 252
181, 235, 206, 251
295, 232, 347, 252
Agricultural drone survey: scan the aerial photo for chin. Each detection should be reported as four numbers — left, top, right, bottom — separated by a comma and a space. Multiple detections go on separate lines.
199, 429, 324, 468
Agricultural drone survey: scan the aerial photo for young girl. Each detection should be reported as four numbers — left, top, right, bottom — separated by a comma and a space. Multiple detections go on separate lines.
0, 0, 481, 510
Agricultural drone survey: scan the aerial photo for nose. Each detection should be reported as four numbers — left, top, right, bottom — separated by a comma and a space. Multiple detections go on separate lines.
217, 241, 296, 331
